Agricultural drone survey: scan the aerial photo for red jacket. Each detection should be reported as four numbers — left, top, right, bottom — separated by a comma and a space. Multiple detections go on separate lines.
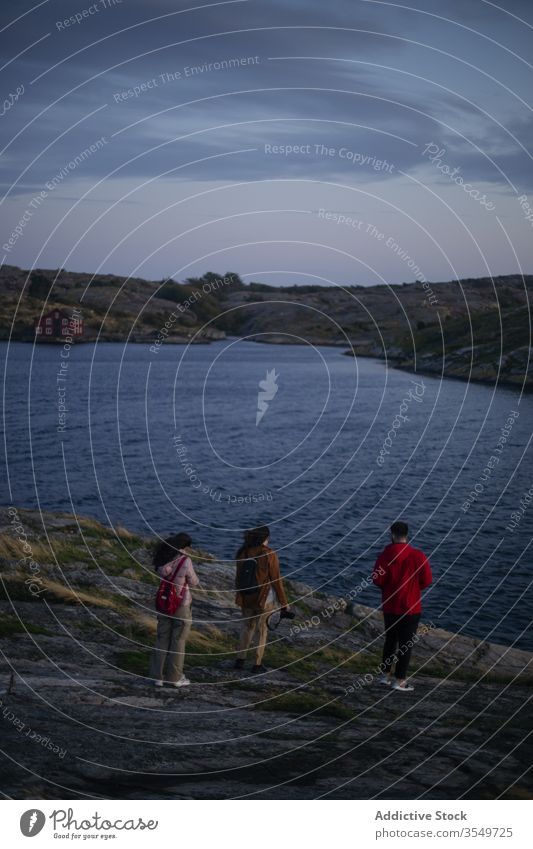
373, 543, 432, 614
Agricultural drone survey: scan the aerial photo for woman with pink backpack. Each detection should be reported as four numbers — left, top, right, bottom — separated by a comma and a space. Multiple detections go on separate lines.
149, 532, 199, 688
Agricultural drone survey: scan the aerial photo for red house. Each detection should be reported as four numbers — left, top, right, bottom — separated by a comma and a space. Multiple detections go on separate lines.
34, 308, 83, 338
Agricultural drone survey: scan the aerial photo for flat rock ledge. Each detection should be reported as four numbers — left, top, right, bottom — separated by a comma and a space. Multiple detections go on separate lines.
0, 507, 532, 799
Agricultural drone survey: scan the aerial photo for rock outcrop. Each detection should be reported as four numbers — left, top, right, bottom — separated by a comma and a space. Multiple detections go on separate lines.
1, 507, 532, 799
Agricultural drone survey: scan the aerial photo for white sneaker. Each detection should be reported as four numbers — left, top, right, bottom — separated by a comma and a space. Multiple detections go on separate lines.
376, 673, 392, 686
154, 680, 164, 688
170, 675, 190, 688
392, 680, 414, 692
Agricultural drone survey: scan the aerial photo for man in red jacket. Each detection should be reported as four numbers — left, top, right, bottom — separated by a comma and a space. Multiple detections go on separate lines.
373, 521, 432, 692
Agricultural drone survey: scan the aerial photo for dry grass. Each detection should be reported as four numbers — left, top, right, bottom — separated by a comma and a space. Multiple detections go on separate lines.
0, 526, 147, 576
189, 548, 217, 564
0, 572, 123, 609
0, 534, 68, 564
0, 534, 26, 560
41, 579, 118, 609
77, 516, 108, 533
129, 611, 157, 636
114, 524, 138, 540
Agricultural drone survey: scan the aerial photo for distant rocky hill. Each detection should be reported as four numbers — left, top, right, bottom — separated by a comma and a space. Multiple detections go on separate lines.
225, 275, 532, 388
0, 507, 532, 799
381, 304, 532, 387
0, 265, 229, 345
1, 265, 531, 387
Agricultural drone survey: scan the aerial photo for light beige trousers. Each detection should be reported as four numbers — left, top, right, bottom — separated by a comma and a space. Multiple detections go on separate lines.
236, 604, 275, 664
150, 604, 193, 683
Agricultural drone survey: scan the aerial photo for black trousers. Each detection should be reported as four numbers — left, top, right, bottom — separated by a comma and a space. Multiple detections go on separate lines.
382, 613, 420, 679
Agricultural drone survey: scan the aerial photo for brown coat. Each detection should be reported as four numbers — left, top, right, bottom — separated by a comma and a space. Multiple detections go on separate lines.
235, 544, 288, 609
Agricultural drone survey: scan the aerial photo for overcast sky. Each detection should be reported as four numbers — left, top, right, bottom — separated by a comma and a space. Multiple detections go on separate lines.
1, 0, 533, 285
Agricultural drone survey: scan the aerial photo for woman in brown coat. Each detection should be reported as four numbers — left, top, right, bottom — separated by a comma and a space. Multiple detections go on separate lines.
234, 526, 290, 673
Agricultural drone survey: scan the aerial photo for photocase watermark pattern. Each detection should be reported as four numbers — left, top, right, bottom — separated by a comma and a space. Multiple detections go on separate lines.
517, 194, 533, 229
344, 621, 436, 694
264, 142, 395, 172
0, 699, 67, 759
172, 434, 273, 504
505, 483, 533, 534
7, 507, 45, 598
55, 0, 123, 31
0, 84, 24, 118
51, 808, 158, 834
318, 212, 438, 304
422, 143, 495, 211
256, 368, 279, 425
20, 809, 46, 837
113, 56, 261, 102
376, 380, 426, 466
3, 137, 108, 253
57, 308, 83, 434
18, 807, 159, 837
461, 409, 519, 513
288, 568, 386, 638
149, 274, 233, 354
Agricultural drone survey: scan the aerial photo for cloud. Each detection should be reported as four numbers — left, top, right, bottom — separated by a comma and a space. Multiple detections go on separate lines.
1, 0, 532, 279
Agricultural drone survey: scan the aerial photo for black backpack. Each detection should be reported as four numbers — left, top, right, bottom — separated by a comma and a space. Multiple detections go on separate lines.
237, 557, 259, 596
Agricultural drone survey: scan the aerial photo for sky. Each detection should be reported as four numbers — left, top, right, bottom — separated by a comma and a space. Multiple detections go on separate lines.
1, 0, 533, 286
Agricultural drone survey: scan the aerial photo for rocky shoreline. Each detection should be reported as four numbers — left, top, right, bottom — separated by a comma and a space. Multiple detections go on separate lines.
2, 267, 531, 391
9, 332, 530, 392
1, 507, 532, 799
5, 328, 226, 345
247, 336, 530, 389
342, 348, 530, 390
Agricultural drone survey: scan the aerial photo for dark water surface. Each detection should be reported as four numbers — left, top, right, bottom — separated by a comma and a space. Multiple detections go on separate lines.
2, 340, 532, 649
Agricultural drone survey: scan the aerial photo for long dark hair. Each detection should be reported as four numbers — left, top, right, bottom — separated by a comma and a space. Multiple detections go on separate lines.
236, 526, 270, 559
153, 532, 192, 570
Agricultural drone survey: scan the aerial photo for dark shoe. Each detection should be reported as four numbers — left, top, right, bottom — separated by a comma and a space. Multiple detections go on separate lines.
234, 659, 245, 669
251, 664, 269, 674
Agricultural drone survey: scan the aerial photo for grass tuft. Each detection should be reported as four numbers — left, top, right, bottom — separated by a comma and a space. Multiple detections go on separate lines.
0, 614, 52, 637
254, 690, 355, 721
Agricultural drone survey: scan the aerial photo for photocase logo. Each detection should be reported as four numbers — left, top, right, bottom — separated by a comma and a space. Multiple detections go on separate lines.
20, 809, 46, 837
256, 368, 279, 425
